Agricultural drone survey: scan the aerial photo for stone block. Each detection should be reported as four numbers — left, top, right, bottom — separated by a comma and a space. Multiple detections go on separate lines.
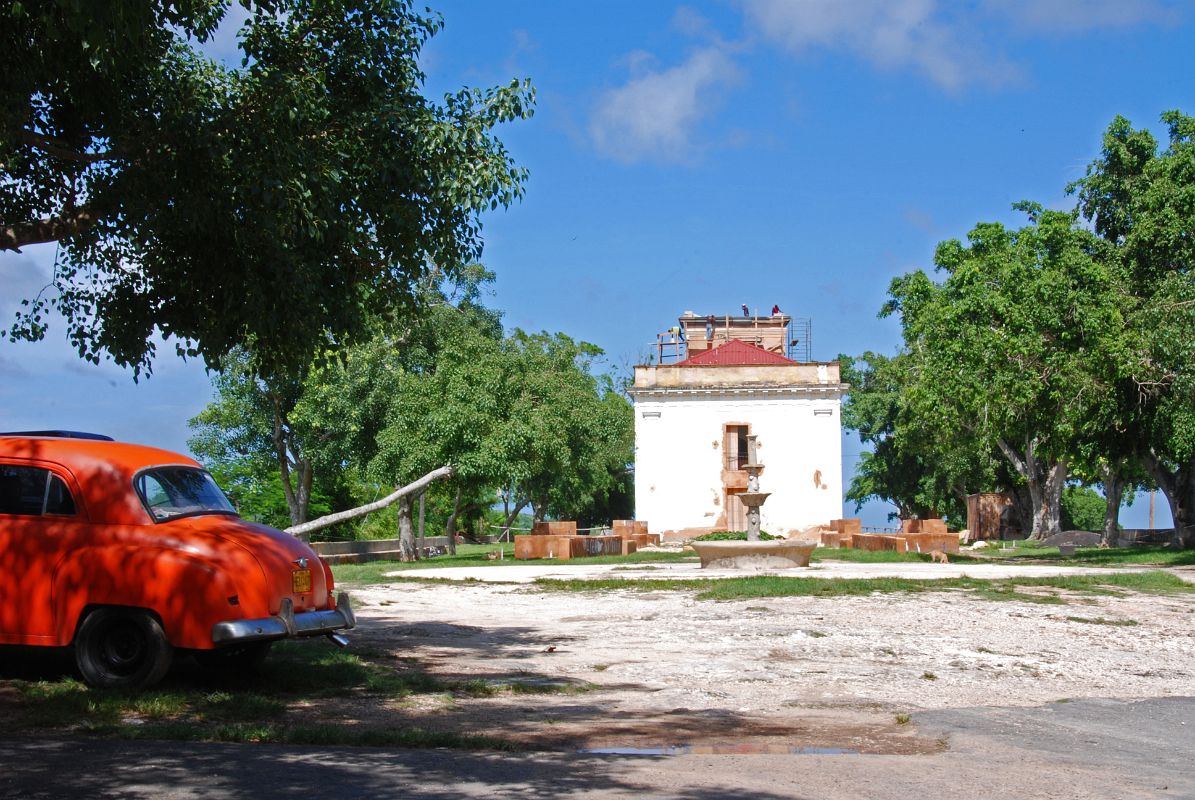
902, 533, 959, 554
621, 539, 638, 556
568, 535, 623, 558
515, 535, 571, 559
830, 518, 862, 535
515, 533, 626, 560
852, 533, 908, 553
819, 531, 842, 548
531, 520, 577, 536
919, 518, 948, 534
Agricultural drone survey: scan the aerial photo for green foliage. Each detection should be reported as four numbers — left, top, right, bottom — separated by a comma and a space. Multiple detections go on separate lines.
190, 268, 635, 536
1, 1, 533, 376
691, 531, 780, 541
840, 351, 977, 524
1070, 110, 1195, 542
1060, 485, 1107, 532
878, 205, 1129, 538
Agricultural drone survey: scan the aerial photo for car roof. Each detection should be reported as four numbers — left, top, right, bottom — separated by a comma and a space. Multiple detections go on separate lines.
0, 436, 202, 524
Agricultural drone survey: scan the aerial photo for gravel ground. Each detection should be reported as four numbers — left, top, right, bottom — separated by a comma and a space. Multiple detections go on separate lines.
346, 561, 1195, 752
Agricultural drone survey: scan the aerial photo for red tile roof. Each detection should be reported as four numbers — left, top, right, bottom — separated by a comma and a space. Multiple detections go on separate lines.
676, 339, 796, 366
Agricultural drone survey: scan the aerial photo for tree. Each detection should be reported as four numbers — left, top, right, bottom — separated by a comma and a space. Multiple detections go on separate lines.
189, 266, 500, 529
840, 351, 989, 525
885, 206, 1126, 539
1060, 485, 1108, 533
188, 348, 323, 526
2, 0, 532, 376
365, 329, 634, 551
1071, 111, 1195, 547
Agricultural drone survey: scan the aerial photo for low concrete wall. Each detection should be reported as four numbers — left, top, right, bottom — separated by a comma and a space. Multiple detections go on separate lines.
311, 536, 450, 564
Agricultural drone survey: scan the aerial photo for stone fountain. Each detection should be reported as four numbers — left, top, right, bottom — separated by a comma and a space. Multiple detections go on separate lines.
688, 434, 816, 569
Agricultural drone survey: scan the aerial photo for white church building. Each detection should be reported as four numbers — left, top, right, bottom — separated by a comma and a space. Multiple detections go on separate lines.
630, 311, 846, 540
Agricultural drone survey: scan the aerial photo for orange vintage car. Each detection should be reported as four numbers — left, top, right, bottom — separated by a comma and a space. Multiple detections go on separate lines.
0, 431, 354, 689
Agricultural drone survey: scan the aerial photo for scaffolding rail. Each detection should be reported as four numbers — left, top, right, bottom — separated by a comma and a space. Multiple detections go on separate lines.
652, 311, 813, 364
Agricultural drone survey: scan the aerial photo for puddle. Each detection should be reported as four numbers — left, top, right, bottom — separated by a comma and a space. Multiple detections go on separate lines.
578, 745, 858, 756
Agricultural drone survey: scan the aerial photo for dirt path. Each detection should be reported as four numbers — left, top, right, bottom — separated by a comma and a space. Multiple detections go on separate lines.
346, 567, 1195, 754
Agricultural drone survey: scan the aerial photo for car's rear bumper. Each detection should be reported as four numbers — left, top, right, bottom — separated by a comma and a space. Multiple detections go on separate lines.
210, 592, 356, 645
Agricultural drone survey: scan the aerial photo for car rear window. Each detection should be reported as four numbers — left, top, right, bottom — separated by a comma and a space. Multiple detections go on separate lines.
0, 465, 77, 516
134, 467, 236, 522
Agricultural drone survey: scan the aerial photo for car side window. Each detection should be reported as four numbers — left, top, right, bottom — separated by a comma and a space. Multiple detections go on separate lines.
139, 474, 170, 509
0, 465, 77, 516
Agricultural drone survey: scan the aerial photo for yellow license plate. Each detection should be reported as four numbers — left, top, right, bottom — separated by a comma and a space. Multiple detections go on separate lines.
292, 569, 311, 593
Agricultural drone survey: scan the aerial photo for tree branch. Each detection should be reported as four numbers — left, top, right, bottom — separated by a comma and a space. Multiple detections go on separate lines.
17, 129, 124, 164
997, 439, 1028, 478
285, 465, 454, 538
1, 208, 95, 252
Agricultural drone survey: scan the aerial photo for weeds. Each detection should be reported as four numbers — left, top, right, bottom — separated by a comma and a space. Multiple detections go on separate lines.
532, 571, 1194, 602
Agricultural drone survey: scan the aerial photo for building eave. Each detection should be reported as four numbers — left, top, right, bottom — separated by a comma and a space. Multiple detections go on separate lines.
629, 383, 849, 400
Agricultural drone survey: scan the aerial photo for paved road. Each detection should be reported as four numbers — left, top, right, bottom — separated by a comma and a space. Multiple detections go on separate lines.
2, 697, 1190, 799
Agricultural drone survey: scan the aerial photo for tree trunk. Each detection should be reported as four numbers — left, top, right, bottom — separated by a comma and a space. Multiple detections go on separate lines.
285, 465, 452, 539
1142, 451, 1195, 549
398, 495, 416, 562
1099, 463, 1124, 546
998, 438, 1066, 540
267, 390, 309, 527
445, 486, 462, 555
417, 491, 426, 557
501, 498, 530, 541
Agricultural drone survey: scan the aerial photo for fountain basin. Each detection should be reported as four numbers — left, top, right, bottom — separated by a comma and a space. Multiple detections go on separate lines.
688, 539, 816, 569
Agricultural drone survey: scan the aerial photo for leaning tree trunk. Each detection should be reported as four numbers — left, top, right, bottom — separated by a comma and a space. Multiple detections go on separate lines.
998, 438, 1066, 540
284, 466, 453, 540
397, 494, 417, 562
1142, 451, 1195, 549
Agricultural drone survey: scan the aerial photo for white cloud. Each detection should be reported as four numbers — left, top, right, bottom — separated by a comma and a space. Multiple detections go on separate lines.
739, 0, 1016, 92
738, 0, 1181, 91
984, 0, 1182, 34
589, 47, 742, 164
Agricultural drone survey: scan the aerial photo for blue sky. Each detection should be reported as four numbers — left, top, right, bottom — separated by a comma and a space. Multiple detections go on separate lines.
1, 0, 1190, 527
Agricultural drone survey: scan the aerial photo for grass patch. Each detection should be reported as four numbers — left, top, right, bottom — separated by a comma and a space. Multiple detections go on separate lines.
5, 639, 529, 750
810, 547, 980, 564
975, 542, 1195, 567
1064, 616, 1139, 626
332, 546, 694, 585
453, 679, 596, 697
895, 713, 911, 725
532, 570, 1194, 602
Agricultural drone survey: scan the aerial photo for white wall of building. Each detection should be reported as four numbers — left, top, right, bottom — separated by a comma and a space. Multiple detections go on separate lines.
633, 390, 843, 536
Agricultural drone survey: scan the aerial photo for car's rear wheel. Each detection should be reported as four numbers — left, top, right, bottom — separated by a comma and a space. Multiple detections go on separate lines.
75, 608, 173, 690
193, 641, 273, 672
